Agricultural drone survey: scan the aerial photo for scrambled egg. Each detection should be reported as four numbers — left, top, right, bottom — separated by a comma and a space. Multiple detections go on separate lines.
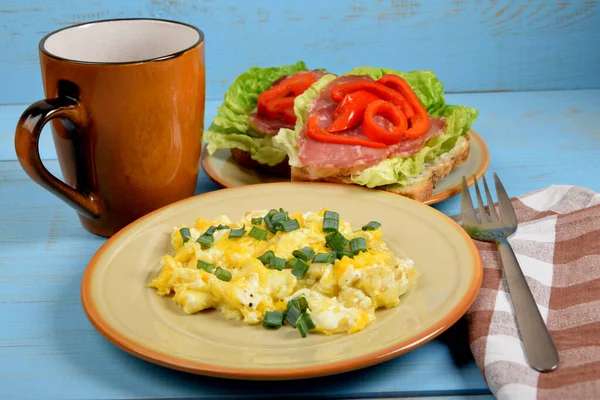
149, 209, 417, 335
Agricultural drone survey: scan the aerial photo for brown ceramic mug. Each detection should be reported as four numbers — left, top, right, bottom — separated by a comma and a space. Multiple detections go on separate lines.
15, 19, 205, 237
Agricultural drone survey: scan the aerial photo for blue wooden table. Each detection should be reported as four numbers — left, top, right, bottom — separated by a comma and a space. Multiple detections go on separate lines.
1, 1, 599, 399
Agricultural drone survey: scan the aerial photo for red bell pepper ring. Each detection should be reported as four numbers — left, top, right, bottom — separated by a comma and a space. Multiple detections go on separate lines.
330, 81, 415, 119
285, 72, 319, 94
307, 116, 387, 148
282, 106, 296, 125
327, 90, 380, 132
257, 72, 318, 124
264, 97, 295, 124
377, 74, 430, 138
404, 111, 430, 139
257, 84, 288, 116
362, 100, 407, 145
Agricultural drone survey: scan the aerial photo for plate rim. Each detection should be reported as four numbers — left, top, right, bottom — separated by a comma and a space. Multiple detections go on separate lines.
201, 130, 490, 205
81, 182, 483, 380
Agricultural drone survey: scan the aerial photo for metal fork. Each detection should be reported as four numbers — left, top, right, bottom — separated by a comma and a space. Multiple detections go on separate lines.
461, 173, 559, 372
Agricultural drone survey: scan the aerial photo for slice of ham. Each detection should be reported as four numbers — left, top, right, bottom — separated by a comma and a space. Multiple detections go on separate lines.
297, 75, 446, 170
249, 113, 294, 135
248, 70, 330, 136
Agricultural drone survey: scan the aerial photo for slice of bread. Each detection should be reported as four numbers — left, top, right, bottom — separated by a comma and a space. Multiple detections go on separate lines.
291, 134, 470, 203
230, 148, 291, 178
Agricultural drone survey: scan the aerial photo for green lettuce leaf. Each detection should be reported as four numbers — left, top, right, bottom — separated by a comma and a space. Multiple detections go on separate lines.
204, 61, 309, 166
272, 66, 479, 186
352, 105, 478, 187
203, 132, 288, 166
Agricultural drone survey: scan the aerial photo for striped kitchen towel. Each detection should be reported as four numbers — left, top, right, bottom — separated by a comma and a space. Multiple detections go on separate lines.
465, 185, 600, 400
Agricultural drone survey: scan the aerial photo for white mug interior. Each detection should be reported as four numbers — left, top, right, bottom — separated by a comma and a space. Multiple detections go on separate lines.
42, 19, 202, 64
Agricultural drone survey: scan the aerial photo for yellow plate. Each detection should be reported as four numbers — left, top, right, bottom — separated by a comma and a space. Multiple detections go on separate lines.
201, 131, 490, 205
81, 183, 482, 380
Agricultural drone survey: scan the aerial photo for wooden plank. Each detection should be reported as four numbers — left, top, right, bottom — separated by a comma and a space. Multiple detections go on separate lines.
3, 88, 600, 176
0, 160, 489, 397
0, 99, 220, 161
358, 397, 495, 400
0, 0, 599, 105
2, 88, 600, 399
433, 88, 600, 216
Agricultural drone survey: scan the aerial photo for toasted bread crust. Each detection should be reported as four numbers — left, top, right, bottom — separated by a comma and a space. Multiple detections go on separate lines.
291, 135, 471, 202
230, 148, 291, 178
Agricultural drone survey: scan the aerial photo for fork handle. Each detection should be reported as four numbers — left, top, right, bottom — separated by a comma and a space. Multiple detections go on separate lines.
498, 239, 560, 372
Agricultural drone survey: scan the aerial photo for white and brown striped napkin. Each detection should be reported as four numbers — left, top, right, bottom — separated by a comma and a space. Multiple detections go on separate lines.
464, 185, 600, 399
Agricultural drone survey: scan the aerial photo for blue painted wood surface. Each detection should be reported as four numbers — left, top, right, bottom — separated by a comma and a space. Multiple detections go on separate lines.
1, 0, 600, 398
0, 0, 599, 106
1, 89, 599, 399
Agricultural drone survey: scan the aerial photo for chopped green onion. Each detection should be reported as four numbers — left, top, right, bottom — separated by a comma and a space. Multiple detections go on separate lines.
262, 311, 284, 329
264, 216, 276, 233
337, 249, 354, 259
286, 257, 299, 269
196, 235, 214, 247
362, 221, 381, 231
249, 226, 267, 240
179, 228, 191, 243
251, 217, 263, 225
257, 250, 275, 264
228, 225, 245, 238
296, 313, 316, 338
263, 210, 281, 232
291, 258, 310, 279
326, 230, 349, 252
281, 219, 300, 232
297, 297, 309, 312
263, 210, 296, 232
349, 237, 367, 255
284, 303, 301, 328
216, 224, 229, 230
266, 209, 279, 219
287, 298, 299, 310
322, 218, 339, 232
286, 257, 309, 270
270, 211, 288, 226
313, 252, 336, 264
268, 256, 285, 271
204, 226, 217, 236
215, 267, 232, 282
196, 225, 218, 247
292, 247, 315, 262
196, 260, 215, 272
324, 210, 339, 221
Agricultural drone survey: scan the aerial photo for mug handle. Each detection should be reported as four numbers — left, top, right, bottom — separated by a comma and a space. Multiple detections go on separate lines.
14, 97, 104, 219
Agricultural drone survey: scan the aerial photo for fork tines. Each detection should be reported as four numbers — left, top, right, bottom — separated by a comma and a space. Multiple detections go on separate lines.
461, 173, 517, 226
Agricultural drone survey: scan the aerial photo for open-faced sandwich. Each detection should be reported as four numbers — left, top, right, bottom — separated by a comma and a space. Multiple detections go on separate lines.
272, 67, 479, 202
204, 61, 329, 177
